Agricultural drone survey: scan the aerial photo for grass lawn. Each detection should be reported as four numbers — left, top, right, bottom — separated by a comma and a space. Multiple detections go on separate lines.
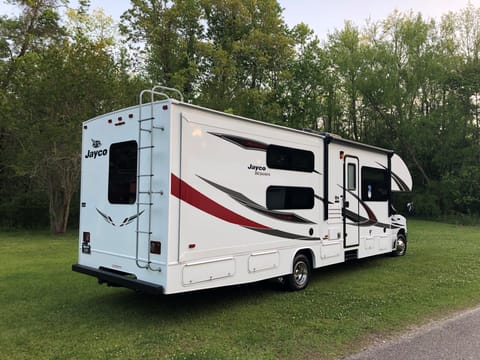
1, 220, 480, 359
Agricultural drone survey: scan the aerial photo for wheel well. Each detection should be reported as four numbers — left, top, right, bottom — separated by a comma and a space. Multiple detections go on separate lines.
397, 228, 406, 240
295, 248, 315, 269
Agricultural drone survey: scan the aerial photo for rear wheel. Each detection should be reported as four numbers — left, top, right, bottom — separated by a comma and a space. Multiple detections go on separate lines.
284, 254, 311, 291
392, 233, 407, 257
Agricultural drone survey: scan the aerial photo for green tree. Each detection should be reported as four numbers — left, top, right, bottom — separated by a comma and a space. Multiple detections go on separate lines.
280, 23, 330, 130
1, 1, 141, 233
328, 21, 365, 140
199, 0, 293, 120
0, 0, 65, 229
121, 0, 293, 121
120, 0, 204, 99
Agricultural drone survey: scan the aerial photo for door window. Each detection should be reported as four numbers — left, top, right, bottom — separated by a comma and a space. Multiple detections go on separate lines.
347, 163, 356, 190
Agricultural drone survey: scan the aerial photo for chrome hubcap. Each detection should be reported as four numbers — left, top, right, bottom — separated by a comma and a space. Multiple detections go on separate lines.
294, 261, 308, 286
397, 239, 406, 254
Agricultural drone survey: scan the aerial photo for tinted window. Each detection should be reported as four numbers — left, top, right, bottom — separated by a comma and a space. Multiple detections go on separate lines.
266, 186, 314, 210
361, 167, 388, 202
267, 145, 314, 172
108, 141, 138, 204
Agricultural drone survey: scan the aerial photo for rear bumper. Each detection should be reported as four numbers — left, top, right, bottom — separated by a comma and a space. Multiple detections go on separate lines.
72, 264, 164, 295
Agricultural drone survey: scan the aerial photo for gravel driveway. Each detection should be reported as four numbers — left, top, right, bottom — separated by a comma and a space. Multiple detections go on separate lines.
342, 305, 480, 360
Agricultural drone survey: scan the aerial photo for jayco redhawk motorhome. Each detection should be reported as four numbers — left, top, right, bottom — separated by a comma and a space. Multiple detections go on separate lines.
72, 86, 413, 295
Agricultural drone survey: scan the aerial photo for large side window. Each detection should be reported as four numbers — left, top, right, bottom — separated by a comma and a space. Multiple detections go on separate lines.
108, 141, 138, 204
361, 167, 388, 202
266, 186, 314, 210
267, 145, 314, 172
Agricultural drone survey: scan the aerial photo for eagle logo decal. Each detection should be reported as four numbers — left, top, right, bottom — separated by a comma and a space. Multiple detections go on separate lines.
91, 139, 102, 148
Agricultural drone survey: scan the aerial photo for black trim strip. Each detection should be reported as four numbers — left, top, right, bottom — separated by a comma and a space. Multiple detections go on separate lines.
246, 227, 321, 240
343, 209, 401, 229
314, 195, 334, 205
392, 172, 410, 192
198, 176, 316, 224
327, 134, 394, 155
387, 154, 392, 216
323, 135, 331, 220
209, 132, 268, 151
376, 161, 410, 192
341, 185, 378, 223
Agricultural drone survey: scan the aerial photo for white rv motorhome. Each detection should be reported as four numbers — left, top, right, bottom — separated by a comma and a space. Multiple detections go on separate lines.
72, 86, 413, 295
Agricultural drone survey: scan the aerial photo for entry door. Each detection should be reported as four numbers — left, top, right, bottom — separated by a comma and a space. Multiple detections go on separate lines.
344, 156, 360, 247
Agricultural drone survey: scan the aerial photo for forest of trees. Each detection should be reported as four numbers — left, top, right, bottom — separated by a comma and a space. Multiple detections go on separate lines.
1, 0, 480, 233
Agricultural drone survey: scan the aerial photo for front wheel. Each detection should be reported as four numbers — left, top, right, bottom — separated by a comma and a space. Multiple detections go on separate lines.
392, 233, 407, 257
284, 254, 311, 291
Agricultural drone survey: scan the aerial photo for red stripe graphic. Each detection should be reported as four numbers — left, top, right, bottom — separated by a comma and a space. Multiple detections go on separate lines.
171, 174, 270, 230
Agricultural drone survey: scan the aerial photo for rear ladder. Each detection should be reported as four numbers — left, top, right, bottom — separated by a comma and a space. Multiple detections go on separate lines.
135, 85, 183, 271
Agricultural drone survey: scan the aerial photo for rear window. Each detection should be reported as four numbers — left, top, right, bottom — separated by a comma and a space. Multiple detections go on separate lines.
108, 141, 138, 204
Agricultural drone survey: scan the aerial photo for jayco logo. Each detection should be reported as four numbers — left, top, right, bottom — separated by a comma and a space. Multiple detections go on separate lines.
85, 149, 108, 159
248, 164, 266, 171
248, 163, 270, 176
85, 139, 108, 159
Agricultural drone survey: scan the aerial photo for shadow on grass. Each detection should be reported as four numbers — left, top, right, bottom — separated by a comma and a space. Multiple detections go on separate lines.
76, 254, 391, 321
91, 277, 282, 311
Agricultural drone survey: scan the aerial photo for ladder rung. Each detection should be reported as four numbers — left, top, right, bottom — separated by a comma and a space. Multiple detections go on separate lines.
136, 110, 156, 245
138, 117, 154, 123
152, 126, 165, 130
139, 191, 163, 194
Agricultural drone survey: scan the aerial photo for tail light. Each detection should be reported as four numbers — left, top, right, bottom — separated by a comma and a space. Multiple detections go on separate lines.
150, 241, 161, 254
82, 232, 91, 254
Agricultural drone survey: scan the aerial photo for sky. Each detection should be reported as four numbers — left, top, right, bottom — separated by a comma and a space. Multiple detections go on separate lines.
1, 0, 480, 40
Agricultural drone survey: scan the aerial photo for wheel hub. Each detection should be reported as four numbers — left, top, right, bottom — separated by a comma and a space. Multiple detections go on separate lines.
294, 261, 308, 286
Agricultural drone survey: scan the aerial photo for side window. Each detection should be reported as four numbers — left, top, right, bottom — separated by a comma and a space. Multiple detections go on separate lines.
266, 145, 314, 172
347, 163, 356, 190
108, 141, 138, 204
361, 167, 388, 202
266, 186, 314, 210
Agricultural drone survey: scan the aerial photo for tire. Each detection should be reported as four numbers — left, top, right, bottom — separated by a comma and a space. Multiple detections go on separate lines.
284, 253, 311, 291
392, 233, 407, 257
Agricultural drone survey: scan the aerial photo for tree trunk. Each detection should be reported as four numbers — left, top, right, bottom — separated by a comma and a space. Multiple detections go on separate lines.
45, 154, 80, 235
49, 188, 71, 235
409, 149, 430, 186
